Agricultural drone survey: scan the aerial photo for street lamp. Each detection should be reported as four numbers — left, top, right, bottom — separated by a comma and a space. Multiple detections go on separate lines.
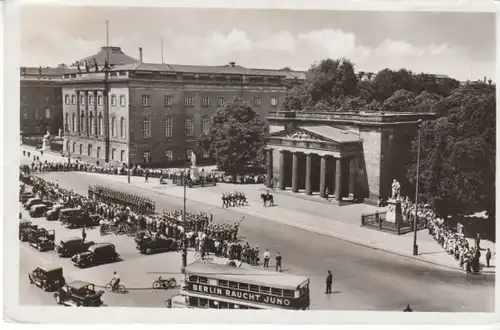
181, 155, 189, 274
412, 119, 423, 256
64, 123, 71, 164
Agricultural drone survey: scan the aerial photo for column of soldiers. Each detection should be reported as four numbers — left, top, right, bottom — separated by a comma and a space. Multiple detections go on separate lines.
90, 185, 155, 215
221, 191, 248, 208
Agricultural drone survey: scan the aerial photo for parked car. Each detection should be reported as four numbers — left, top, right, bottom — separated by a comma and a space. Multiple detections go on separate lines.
20, 192, 35, 203
71, 243, 119, 268
29, 229, 55, 251
29, 204, 49, 218
65, 213, 101, 229
28, 228, 55, 244
53, 281, 104, 307
137, 237, 179, 254
55, 237, 95, 258
45, 204, 65, 221
59, 208, 82, 223
19, 220, 38, 242
28, 265, 66, 291
24, 197, 42, 210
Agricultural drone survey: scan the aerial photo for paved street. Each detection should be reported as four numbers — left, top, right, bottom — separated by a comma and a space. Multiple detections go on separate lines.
19, 169, 494, 312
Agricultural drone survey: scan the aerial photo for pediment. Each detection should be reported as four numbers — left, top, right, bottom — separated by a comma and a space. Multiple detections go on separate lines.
270, 129, 331, 143
270, 125, 361, 144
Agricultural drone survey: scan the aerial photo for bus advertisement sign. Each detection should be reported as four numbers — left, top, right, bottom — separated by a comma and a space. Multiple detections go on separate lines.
188, 283, 298, 308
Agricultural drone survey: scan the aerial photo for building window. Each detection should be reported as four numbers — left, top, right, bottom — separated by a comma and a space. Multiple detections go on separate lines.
142, 95, 151, 106
120, 150, 125, 162
253, 96, 261, 107
202, 116, 210, 135
23, 108, 28, 120
80, 94, 85, 105
57, 95, 61, 101
72, 114, 76, 132
65, 95, 70, 105
98, 115, 103, 135
165, 149, 173, 161
88, 144, 92, 156
218, 97, 225, 106
201, 96, 211, 107
271, 96, 278, 106
186, 149, 193, 161
89, 114, 94, 135
111, 117, 117, 137
120, 117, 125, 138
65, 113, 69, 127
112, 149, 116, 160
79, 144, 83, 155
120, 95, 126, 107
142, 151, 151, 163
184, 96, 194, 107
72, 142, 76, 153
97, 147, 101, 159
202, 148, 210, 158
89, 94, 94, 106
71, 95, 76, 105
142, 118, 151, 138
164, 95, 173, 106
45, 108, 51, 119
97, 95, 103, 105
80, 113, 85, 132
111, 95, 117, 107
185, 117, 194, 137
165, 117, 173, 138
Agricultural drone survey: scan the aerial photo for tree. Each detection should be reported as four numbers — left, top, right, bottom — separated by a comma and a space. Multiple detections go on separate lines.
406, 82, 495, 222
382, 89, 417, 112
208, 99, 267, 175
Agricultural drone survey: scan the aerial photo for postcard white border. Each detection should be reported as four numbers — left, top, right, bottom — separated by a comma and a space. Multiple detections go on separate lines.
2, 0, 499, 327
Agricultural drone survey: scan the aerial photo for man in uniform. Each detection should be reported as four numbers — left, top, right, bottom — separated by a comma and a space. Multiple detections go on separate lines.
325, 270, 333, 294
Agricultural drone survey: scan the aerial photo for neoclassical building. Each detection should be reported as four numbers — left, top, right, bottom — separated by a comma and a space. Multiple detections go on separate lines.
265, 111, 436, 205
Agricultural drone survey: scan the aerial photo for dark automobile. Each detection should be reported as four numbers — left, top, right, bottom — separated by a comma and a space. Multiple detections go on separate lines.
24, 197, 42, 210
20, 192, 35, 203
71, 243, 119, 268
28, 227, 54, 243
53, 281, 104, 307
65, 213, 101, 229
136, 236, 179, 254
59, 208, 82, 223
29, 204, 49, 218
45, 204, 65, 221
19, 220, 38, 241
28, 265, 66, 291
55, 237, 95, 257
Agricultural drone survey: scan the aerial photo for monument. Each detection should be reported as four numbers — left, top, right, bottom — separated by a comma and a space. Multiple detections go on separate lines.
386, 179, 402, 224
189, 152, 200, 182
41, 130, 52, 151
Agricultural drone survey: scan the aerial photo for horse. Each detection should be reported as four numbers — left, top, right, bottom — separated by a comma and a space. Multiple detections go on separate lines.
260, 193, 274, 207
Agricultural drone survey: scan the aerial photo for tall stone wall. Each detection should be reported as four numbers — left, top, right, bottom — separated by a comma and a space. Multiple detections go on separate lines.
359, 128, 382, 202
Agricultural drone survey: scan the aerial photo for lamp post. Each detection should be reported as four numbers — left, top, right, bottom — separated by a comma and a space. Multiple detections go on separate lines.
64, 123, 71, 164
181, 155, 189, 274
412, 119, 423, 256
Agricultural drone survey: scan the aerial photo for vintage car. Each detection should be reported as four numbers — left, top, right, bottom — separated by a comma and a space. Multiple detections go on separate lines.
55, 237, 95, 258
29, 204, 49, 218
24, 197, 43, 210
45, 204, 65, 221
29, 229, 55, 251
71, 243, 119, 268
53, 281, 104, 307
59, 208, 83, 223
65, 213, 101, 229
20, 192, 35, 203
136, 236, 178, 254
28, 265, 66, 291
19, 220, 38, 241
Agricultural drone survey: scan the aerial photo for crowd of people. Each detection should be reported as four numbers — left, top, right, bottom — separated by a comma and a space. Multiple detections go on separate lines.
90, 185, 155, 215
221, 191, 248, 208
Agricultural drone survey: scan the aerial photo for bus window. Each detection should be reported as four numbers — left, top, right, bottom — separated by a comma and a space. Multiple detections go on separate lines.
249, 285, 259, 292
239, 283, 249, 291
271, 288, 282, 296
229, 281, 238, 289
283, 289, 294, 298
199, 298, 209, 308
189, 297, 198, 306
209, 300, 219, 309
189, 275, 198, 282
199, 276, 208, 284
218, 280, 228, 287
260, 286, 271, 294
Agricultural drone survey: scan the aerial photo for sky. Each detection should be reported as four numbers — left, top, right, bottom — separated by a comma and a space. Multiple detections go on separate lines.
20, 6, 496, 81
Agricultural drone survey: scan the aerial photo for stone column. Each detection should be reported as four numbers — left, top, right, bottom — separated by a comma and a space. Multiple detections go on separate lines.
93, 91, 98, 137
319, 156, 326, 198
85, 91, 89, 135
305, 153, 312, 195
292, 152, 299, 193
335, 158, 343, 201
266, 149, 273, 188
76, 90, 81, 134
278, 150, 286, 190
349, 158, 356, 197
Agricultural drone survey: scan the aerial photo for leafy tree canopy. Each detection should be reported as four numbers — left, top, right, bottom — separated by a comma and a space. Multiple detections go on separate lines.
208, 99, 267, 175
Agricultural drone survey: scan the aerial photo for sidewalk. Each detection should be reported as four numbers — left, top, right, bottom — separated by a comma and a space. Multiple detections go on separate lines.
84, 173, 496, 274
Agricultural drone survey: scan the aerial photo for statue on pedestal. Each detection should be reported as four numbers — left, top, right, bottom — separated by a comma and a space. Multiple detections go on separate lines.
41, 130, 52, 151
189, 152, 200, 182
391, 179, 401, 201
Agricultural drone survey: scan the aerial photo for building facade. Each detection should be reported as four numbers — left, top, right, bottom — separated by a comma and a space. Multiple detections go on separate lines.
20, 67, 68, 137
61, 47, 305, 166
265, 111, 436, 205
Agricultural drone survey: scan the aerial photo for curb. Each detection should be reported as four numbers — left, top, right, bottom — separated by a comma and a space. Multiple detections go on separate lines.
71, 173, 496, 276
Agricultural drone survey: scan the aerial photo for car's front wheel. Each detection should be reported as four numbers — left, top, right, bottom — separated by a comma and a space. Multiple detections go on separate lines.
54, 293, 61, 304
146, 248, 152, 254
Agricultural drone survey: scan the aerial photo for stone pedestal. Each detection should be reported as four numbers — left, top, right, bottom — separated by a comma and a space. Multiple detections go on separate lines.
386, 199, 402, 224
41, 138, 51, 151
190, 166, 200, 182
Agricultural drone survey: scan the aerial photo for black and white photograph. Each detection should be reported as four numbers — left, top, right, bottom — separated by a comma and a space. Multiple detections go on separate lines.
2, 0, 498, 325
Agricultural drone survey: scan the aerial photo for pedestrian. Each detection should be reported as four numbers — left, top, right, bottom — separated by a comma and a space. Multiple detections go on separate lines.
325, 270, 333, 294
275, 252, 282, 272
486, 248, 492, 267
325, 187, 329, 201
263, 249, 270, 268
81, 227, 86, 242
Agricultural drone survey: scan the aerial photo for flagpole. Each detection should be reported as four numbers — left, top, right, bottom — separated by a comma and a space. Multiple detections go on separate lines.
161, 37, 164, 63
106, 20, 110, 62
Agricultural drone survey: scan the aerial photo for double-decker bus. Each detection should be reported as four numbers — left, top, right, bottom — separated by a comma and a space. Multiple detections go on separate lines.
169, 260, 310, 310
